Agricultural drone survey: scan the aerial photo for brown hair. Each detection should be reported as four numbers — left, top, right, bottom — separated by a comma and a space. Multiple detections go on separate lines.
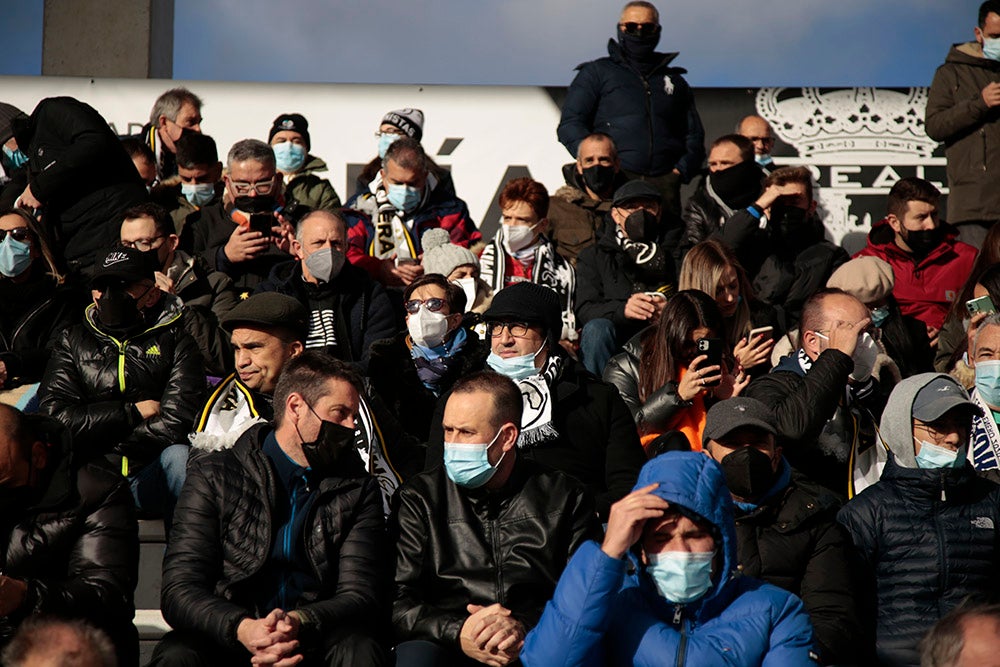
450, 371, 523, 430
272, 351, 363, 427
0, 208, 65, 284
710, 134, 754, 164
403, 273, 467, 314
887, 177, 940, 220
499, 177, 549, 219
679, 239, 754, 344
765, 166, 814, 203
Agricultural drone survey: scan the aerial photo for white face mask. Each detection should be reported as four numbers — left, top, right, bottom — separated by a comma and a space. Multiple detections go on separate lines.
503, 223, 538, 253
407, 306, 451, 348
815, 331, 878, 382
452, 277, 477, 312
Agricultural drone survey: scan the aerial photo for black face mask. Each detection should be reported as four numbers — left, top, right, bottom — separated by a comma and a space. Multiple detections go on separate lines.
299, 404, 360, 479
582, 164, 616, 197
709, 161, 764, 210
903, 227, 944, 258
624, 209, 659, 242
618, 30, 660, 61
234, 194, 277, 214
96, 283, 142, 333
769, 204, 809, 238
719, 447, 776, 501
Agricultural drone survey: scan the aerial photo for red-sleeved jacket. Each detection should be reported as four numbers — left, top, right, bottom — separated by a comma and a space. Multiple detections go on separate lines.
854, 219, 976, 330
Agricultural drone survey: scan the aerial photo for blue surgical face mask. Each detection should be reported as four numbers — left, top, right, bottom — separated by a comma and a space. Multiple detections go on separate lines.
976, 359, 1000, 408
387, 183, 423, 213
754, 153, 773, 167
1, 146, 28, 170
378, 132, 401, 159
443, 429, 506, 488
487, 341, 545, 381
914, 438, 964, 469
870, 305, 890, 329
273, 141, 307, 173
646, 551, 715, 603
181, 182, 216, 207
984, 36, 1000, 62
0, 235, 32, 278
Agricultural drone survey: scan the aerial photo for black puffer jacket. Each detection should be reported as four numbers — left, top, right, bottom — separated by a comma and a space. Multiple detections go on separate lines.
390, 457, 600, 644
37, 297, 205, 471
735, 468, 860, 665
0, 271, 81, 388
426, 357, 646, 519
0, 417, 138, 666
162, 424, 386, 651
838, 459, 1000, 666
367, 328, 487, 442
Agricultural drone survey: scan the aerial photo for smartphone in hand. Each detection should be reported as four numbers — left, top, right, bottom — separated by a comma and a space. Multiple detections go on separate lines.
696, 338, 723, 386
967, 295, 997, 317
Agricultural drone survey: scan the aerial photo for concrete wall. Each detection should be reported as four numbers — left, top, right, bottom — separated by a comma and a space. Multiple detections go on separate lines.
42, 0, 173, 78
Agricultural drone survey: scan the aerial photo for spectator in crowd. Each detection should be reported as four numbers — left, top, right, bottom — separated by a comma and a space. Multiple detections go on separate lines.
856, 177, 977, 346
120, 137, 157, 190
920, 602, 1000, 667
151, 132, 223, 238
1, 97, 148, 276
967, 313, 1000, 469
744, 289, 884, 496
344, 137, 479, 287
604, 290, 749, 453
119, 202, 237, 376
38, 246, 204, 522
428, 282, 645, 519
682, 134, 765, 252
521, 451, 816, 666
180, 138, 294, 294
256, 209, 395, 372
0, 406, 138, 666
838, 373, 1000, 667
0, 102, 27, 199
926, 0, 1000, 248
0, 208, 79, 392
368, 274, 487, 443
575, 180, 677, 376
547, 132, 628, 264
391, 371, 601, 666
154, 353, 388, 666
354, 108, 455, 198
679, 239, 778, 375
737, 115, 779, 172
420, 228, 493, 315
268, 113, 342, 212
2, 617, 119, 667
702, 397, 861, 665
190, 292, 305, 450
557, 1, 705, 216
720, 166, 847, 328
826, 256, 932, 382
935, 224, 1000, 373
138, 87, 203, 184
479, 177, 578, 344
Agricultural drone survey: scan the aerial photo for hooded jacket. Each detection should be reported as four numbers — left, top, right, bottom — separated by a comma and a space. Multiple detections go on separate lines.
37, 294, 205, 472
926, 42, 1000, 224
547, 163, 627, 264
557, 40, 705, 180
283, 154, 342, 212
854, 219, 976, 331
521, 452, 816, 666
837, 373, 1000, 667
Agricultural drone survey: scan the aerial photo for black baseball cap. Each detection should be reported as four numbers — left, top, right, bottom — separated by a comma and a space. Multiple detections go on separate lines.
612, 180, 662, 207
91, 247, 157, 288
703, 397, 776, 446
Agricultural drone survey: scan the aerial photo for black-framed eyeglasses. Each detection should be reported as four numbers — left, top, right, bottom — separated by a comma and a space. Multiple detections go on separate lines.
119, 236, 164, 252
0, 227, 31, 243
486, 321, 532, 338
404, 298, 446, 314
618, 22, 660, 36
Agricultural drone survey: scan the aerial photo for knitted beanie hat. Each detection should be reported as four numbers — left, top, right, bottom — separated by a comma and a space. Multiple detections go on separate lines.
421, 228, 478, 278
826, 256, 894, 304
381, 108, 424, 142
268, 113, 310, 150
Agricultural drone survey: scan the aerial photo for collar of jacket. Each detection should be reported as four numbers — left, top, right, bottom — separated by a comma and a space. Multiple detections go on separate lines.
605, 38, 681, 75
84, 292, 185, 342
462, 453, 537, 507
866, 218, 962, 268
736, 469, 839, 530
880, 454, 976, 498
949, 41, 1000, 69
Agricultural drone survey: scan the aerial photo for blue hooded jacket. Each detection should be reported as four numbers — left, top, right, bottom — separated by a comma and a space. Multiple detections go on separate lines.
521, 452, 816, 666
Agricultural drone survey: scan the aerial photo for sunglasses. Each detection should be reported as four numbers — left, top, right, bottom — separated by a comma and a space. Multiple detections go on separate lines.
404, 298, 446, 314
0, 227, 31, 243
618, 22, 660, 37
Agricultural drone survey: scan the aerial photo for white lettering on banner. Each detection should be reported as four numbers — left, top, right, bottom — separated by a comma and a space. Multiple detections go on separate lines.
1, 77, 947, 246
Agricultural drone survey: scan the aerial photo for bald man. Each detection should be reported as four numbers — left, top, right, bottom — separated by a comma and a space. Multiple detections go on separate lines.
738, 115, 778, 172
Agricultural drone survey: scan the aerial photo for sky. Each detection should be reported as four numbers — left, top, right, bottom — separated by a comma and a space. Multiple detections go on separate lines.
0, 0, 984, 87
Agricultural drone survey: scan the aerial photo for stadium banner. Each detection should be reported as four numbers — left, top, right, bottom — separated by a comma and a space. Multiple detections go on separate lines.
1, 76, 945, 252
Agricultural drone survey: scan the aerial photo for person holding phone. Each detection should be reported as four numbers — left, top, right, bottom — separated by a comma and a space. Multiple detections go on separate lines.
679, 239, 779, 376
604, 290, 749, 454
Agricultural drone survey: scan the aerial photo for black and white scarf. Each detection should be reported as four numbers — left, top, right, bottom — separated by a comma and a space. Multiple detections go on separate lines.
614, 225, 668, 285
517, 355, 564, 448
366, 172, 436, 260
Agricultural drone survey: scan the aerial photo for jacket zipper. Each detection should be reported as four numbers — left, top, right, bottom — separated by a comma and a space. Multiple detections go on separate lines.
642, 76, 654, 173
7, 297, 54, 350
674, 605, 687, 667
491, 499, 504, 604
280, 479, 299, 610
934, 473, 948, 616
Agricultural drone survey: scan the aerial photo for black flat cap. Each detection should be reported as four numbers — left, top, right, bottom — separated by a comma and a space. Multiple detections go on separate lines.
221, 292, 308, 341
